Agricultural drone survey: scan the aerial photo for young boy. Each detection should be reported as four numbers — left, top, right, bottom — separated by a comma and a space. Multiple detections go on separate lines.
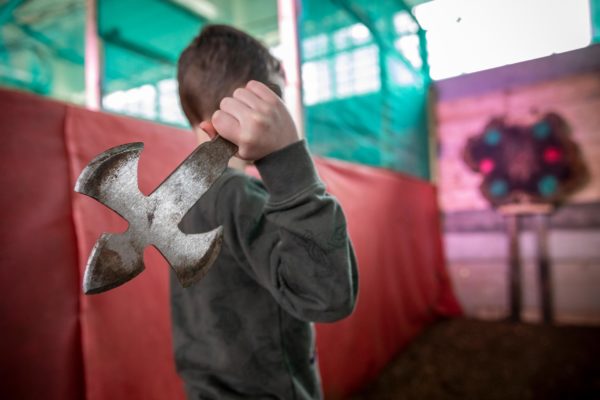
171, 24, 358, 399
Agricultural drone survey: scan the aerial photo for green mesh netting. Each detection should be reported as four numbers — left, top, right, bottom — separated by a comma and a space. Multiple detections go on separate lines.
0, 0, 431, 177
592, 0, 600, 43
0, 0, 277, 126
299, 0, 431, 178
0, 0, 85, 103
97, 0, 278, 126
99, 0, 203, 94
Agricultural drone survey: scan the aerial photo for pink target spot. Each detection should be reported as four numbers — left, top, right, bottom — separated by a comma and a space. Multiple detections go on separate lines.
479, 158, 495, 174
544, 147, 562, 163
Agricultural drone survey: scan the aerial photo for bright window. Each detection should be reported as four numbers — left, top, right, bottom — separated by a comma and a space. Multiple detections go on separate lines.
302, 23, 382, 105
103, 79, 187, 126
413, 0, 592, 80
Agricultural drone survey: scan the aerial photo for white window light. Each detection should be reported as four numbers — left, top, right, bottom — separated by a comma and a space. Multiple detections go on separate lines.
302, 34, 329, 59
395, 34, 422, 69
335, 45, 380, 99
412, 0, 592, 80
302, 60, 332, 105
302, 25, 380, 105
350, 24, 371, 43
394, 11, 419, 35
333, 23, 372, 50
103, 84, 157, 121
389, 58, 418, 86
158, 79, 187, 125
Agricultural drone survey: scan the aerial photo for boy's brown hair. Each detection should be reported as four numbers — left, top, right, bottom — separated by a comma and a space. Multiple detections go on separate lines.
177, 24, 283, 126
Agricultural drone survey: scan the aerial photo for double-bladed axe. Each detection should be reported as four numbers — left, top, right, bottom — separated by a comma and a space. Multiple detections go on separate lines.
75, 136, 237, 294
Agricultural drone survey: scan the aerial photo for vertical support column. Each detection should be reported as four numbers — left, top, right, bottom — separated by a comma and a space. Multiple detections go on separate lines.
427, 85, 438, 183
277, 0, 304, 137
535, 213, 553, 323
506, 214, 522, 322
85, 0, 101, 110
420, 21, 434, 182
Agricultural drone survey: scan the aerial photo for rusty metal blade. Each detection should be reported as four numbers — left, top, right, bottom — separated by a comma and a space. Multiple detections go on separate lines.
75, 136, 237, 294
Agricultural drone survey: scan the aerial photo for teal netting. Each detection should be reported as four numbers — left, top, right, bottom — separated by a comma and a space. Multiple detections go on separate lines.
0, 0, 85, 103
0, 0, 431, 177
592, 0, 600, 43
98, 0, 278, 126
0, 0, 277, 126
99, 0, 203, 93
98, 0, 205, 125
299, 0, 431, 178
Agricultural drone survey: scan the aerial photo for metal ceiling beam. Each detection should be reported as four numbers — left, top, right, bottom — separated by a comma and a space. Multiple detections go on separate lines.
13, 23, 83, 64
160, 0, 209, 23
101, 29, 176, 65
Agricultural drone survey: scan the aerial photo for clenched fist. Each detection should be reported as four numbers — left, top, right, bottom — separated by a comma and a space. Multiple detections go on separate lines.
204, 80, 300, 161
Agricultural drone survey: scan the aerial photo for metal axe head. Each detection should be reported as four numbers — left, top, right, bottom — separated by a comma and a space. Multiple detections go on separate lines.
75, 136, 237, 295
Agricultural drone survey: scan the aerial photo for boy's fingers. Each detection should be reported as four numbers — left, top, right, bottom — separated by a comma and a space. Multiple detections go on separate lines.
246, 80, 278, 102
232, 87, 261, 110
212, 110, 240, 140
220, 97, 251, 121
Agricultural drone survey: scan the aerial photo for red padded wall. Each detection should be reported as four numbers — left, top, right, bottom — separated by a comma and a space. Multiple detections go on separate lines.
66, 106, 190, 400
1, 89, 460, 399
313, 159, 462, 398
0, 90, 84, 399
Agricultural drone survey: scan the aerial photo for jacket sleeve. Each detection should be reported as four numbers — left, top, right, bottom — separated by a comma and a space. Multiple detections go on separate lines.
214, 140, 358, 323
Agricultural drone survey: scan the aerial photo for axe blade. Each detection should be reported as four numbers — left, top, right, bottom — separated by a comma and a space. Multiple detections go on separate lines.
159, 226, 225, 288
75, 136, 238, 295
83, 232, 144, 295
75, 142, 145, 220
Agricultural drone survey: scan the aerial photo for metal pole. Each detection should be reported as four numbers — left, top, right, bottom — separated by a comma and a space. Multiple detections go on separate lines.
85, 0, 101, 110
506, 214, 522, 322
535, 213, 553, 323
277, 0, 304, 137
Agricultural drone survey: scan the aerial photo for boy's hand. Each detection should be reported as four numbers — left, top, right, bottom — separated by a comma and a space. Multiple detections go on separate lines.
210, 80, 300, 160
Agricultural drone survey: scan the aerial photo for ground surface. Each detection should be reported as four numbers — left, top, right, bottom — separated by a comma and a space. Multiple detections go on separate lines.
351, 318, 600, 400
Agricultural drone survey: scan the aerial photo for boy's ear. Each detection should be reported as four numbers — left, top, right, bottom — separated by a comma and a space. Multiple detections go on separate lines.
193, 120, 217, 143
199, 120, 218, 139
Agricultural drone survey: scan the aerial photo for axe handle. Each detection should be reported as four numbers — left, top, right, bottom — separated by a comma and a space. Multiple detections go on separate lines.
213, 135, 239, 159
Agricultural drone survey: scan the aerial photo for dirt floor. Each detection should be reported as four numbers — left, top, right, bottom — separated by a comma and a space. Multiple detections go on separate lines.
350, 318, 600, 400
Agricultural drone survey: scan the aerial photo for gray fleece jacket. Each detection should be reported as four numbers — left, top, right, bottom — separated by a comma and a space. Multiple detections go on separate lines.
170, 140, 359, 399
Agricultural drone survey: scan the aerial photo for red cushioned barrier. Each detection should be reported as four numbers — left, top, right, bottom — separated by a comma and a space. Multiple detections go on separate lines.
66, 106, 191, 400
313, 159, 462, 398
0, 90, 84, 399
1, 88, 461, 399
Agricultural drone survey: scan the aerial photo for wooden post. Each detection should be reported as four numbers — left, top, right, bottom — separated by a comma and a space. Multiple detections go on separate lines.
500, 203, 553, 323
535, 213, 553, 323
505, 213, 522, 322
